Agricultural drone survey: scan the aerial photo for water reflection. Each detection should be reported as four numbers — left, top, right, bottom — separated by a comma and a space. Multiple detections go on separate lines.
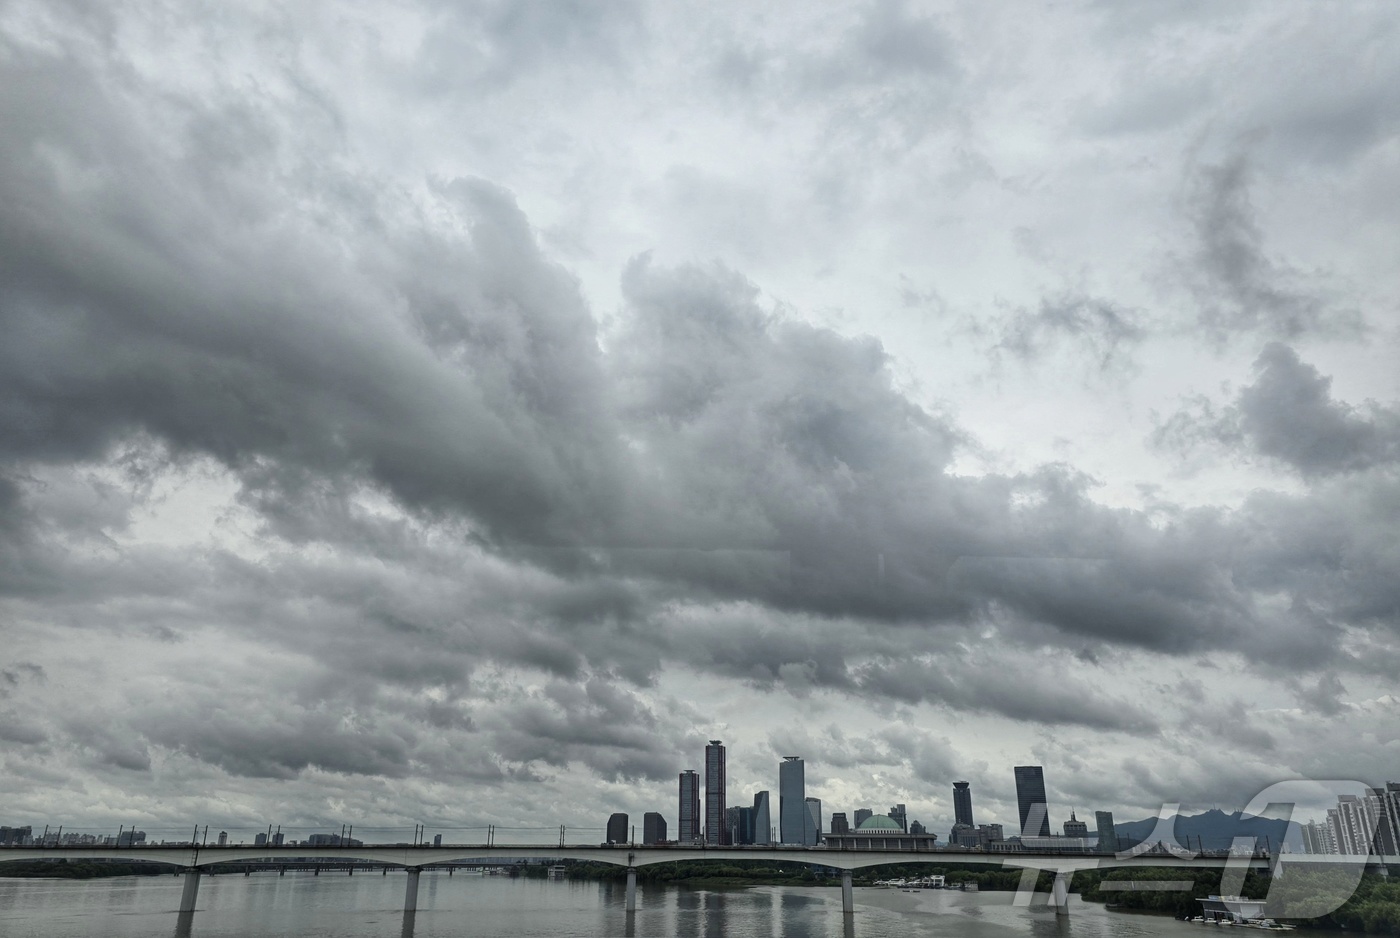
4, 872, 1208, 938
701, 888, 726, 938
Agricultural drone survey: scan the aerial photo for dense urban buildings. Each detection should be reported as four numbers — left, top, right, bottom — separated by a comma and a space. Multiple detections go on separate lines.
705, 741, 728, 845
1303, 783, 1400, 856
678, 769, 701, 843
779, 757, 806, 845
642, 812, 666, 845
853, 808, 872, 828
1014, 765, 1051, 838
888, 804, 907, 833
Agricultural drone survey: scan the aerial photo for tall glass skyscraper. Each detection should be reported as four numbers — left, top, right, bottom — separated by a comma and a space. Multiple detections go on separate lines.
679, 769, 700, 843
1014, 765, 1050, 837
705, 741, 728, 845
953, 781, 975, 827
779, 756, 805, 844
805, 797, 822, 845
753, 791, 772, 845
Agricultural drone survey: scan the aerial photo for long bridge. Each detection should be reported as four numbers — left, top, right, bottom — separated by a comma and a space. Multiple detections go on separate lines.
8, 841, 1373, 920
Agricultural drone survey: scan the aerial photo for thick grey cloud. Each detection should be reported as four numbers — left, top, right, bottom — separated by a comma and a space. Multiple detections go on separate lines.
2, 0, 1398, 835
1155, 343, 1400, 477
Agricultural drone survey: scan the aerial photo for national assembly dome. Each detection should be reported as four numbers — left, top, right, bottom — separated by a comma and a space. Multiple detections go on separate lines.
854, 815, 902, 832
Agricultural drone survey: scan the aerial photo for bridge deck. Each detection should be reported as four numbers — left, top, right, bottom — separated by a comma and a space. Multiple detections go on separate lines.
0, 843, 1333, 872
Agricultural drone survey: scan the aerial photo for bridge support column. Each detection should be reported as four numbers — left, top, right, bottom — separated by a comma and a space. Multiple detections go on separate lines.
841, 869, 853, 915
404, 868, 421, 912
625, 867, 637, 912
178, 869, 201, 913
1052, 870, 1070, 916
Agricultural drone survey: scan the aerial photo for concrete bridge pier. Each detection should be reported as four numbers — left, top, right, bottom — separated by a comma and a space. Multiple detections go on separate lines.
625, 867, 637, 912
841, 869, 853, 915
178, 869, 201, 913
404, 868, 421, 912
1052, 870, 1070, 916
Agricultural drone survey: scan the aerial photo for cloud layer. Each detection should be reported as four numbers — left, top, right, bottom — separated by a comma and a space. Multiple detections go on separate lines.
2, 0, 1398, 839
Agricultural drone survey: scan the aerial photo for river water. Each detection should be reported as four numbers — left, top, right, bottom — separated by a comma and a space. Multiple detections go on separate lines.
0, 872, 1328, 938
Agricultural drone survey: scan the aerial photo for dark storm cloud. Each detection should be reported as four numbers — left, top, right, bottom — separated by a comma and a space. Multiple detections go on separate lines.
1184, 152, 1363, 339
2, 2, 1399, 806
1154, 343, 1400, 477
0, 37, 627, 551
851, 656, 1159, 733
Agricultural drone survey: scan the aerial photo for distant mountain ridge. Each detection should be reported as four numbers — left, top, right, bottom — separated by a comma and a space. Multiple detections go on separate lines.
1113, 808, 1303, 852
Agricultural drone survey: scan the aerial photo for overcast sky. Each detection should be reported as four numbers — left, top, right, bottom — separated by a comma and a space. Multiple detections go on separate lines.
2, 0, 1398, 842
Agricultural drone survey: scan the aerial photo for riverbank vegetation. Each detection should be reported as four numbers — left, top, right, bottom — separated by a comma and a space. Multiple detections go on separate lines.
1075, 867, 1400, 934
0, 860, 178, 879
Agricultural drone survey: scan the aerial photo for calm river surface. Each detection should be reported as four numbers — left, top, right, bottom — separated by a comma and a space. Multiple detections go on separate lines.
0, 872, 1332, 938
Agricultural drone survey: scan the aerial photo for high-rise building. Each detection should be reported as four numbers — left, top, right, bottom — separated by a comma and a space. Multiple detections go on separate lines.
1381, 783, 1400, 856
1366, 788, 1396, 855
217, 831, 228, 846
1335, 795, 1375, 855
779, 757, 806, 845
725, 806, 741, 844
679, 770, 701, 843
643, 812, 667, 845
953, 781, 975, 828
254, 832, 267, 846
271, 829, 284, 846
1064, 811, 1088, 838
705, 741, 728, 845
830, 812, 850, 835
1014, 766, 1051, 838
607, 812, 629, 844
433, 833, 442, 847
1327, 808, 1346, 855
1301, 819, 1336, 855
736, 806, 756, 845
853, 808, 873, 828
909, 819, 927, 836
778, 761, 812, 851
805, 797, 822, 845
1095, 811, 1117, 854
753, 791, 772, 845
888, 804, 907, 833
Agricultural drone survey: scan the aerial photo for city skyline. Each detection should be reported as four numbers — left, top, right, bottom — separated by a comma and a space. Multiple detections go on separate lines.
2, 0, 1398, 840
